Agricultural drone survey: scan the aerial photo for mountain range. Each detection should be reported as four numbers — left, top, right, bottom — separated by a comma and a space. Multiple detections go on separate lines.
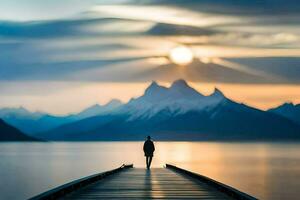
0, 99, 122, 135
1, 80, 300, 141
30, 80, 300, 141
268, 103, 300, 125
0, 119, 38, 141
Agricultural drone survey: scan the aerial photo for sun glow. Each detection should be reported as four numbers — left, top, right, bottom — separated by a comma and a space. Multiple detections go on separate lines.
169, 46, 194, 65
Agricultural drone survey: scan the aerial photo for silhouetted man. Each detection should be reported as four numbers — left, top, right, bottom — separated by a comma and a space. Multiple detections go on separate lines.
143, 136, 155, 169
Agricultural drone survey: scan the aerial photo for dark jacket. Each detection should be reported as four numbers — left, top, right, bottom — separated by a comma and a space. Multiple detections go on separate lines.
143, 139, 155, 157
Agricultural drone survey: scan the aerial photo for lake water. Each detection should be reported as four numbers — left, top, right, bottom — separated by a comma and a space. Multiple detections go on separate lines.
0, 142, 300, 200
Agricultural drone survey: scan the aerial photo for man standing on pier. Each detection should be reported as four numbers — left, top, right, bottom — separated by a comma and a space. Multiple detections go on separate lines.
143, 136, 155, 169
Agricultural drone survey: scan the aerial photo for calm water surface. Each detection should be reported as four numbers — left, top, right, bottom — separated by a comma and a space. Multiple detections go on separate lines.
0, 142, 300, 200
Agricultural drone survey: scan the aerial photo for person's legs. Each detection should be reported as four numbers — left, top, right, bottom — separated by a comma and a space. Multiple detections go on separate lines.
146, 156, 149, 169
148, 156, 153, 168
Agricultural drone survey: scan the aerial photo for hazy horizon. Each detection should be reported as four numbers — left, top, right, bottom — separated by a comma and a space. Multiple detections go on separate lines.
1, 80, 300, 115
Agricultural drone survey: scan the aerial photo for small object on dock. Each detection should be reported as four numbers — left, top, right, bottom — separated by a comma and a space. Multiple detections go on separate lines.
29, 164, 257, 200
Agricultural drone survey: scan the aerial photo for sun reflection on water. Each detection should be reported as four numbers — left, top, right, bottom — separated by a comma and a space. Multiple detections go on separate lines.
1, 142, 300, 200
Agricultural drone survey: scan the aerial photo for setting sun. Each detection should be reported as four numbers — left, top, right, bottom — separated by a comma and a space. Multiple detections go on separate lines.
169, 46, 194, 65
1, 1, 300, 200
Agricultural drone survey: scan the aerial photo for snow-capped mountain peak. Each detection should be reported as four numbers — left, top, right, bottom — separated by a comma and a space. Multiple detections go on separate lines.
171, 79, 189, 88
123, 79, 227, 119
0, 106, 44, 119
169, 79, 205, 100
105, 99, 123, 108
76, 99, 123, 119
145, 81, 167, 93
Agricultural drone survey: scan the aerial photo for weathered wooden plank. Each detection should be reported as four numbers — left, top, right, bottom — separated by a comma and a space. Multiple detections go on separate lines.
29, 165, 257, 200
28, 164, 133, 200
64, 168, 234, 200
166, 164, 258, 200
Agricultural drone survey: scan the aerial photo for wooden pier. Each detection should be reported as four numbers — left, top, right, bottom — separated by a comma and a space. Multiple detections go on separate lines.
29, 164, 257, 200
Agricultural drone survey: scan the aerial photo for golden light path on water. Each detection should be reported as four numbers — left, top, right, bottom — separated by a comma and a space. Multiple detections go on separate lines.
2, 142, 300, 200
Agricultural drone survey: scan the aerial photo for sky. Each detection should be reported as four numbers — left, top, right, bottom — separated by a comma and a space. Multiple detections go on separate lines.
0, 0, 300, 114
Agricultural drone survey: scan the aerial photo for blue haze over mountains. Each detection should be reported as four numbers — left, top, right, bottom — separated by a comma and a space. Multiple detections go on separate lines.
0, 119, 38, 141
1, 80, 300, 141
0, 99, 122, 134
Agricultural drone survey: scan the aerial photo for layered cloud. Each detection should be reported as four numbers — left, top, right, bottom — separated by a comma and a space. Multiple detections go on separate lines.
1, 1, 300, 84
1, 0, 300, 113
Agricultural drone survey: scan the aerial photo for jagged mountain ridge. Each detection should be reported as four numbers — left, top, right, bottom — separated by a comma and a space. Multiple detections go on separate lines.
0, 99, 123, 134
37, 80, 300, 141
269, 103, 300, 124
120, 80, 225, 120
75, 99, 122, 120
